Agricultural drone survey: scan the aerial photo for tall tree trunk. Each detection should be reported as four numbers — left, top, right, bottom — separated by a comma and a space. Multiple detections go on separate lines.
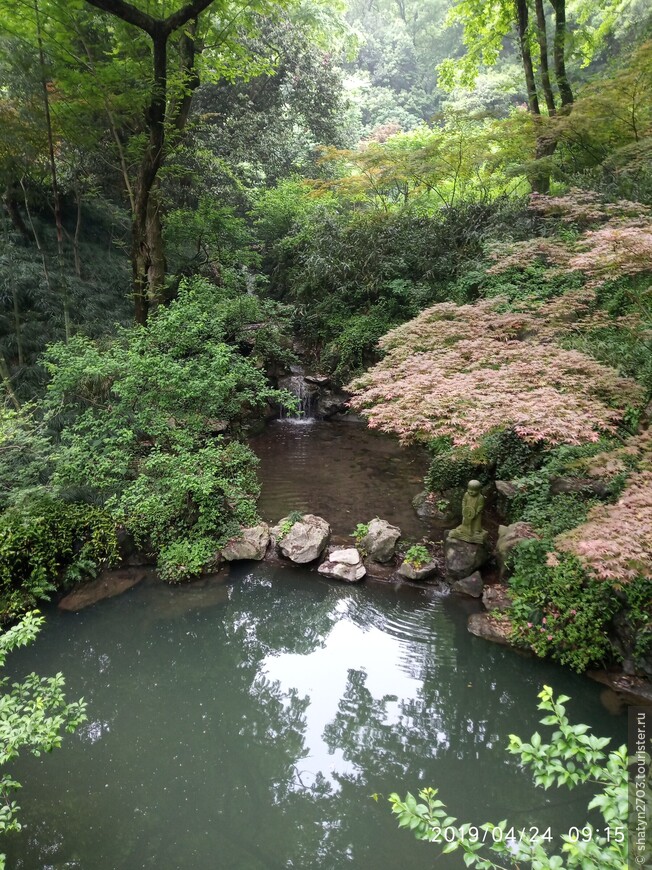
146, 187, 166, 312
73, 186, 83, 280
549, 0, 573, 109
130, 28, 167, 324
3, 185, 31, 241
85, 0, 217, 323
12, 288, 24, 367
534, 0, 556, 115
20, 178, 55, 299
0, 354, 20, 410
35, 0, 71, 340
515, 0, 540, 116
515, 0, 553, 193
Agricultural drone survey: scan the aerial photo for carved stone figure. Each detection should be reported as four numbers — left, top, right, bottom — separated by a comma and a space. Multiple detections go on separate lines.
447, 480, 487, 545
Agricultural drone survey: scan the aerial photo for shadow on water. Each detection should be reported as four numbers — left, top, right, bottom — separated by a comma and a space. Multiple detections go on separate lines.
3, 564, 626, 869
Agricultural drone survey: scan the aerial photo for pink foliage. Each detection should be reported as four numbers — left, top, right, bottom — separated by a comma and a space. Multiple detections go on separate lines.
347, 296, 642, 448
557, 488, 651, 584
489, 192, 652, 287
529, 189, 650, 224
568, 222, 652, 285
555, 431, 652, 583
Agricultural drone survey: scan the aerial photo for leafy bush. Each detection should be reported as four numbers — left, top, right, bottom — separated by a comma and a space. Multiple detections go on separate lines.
425, 442, 485, 493
508, 542, 618, 672
351, 523, 369, 544
404, 544, 431, 568
277, 510, 304, 541
0, 497, 117, 619
40, 277, 289, 582
389, 686, 630, 869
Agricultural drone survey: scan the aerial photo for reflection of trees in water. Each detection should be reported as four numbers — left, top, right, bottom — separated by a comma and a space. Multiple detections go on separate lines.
3, 569, 615, 869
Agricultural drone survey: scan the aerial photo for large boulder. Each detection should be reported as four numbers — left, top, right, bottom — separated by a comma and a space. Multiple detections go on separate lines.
318, 547, 366, 583
467, 613, 513, 646
316, 390, 350, 419
444, 538, 489, 582
397, 559, 440, 581
482, 583, 512, 613
360, 519, 401, 563
496, 522, 538, 578
274, 514, 330, 563
59, 569, 146, 611
222, 524, 270, 561
412, 490, 460, 523
549, 476, 610, 498
452, 571, 484, 598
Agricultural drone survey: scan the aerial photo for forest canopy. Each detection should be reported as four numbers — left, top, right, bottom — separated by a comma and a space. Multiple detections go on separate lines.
0, 0, 650, 675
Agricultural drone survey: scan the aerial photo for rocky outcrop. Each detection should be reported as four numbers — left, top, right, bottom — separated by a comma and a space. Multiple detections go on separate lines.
360, 519, 401, 563
222, 524, 270, 561
444, 538, 489, 581
412, 490, 460, 523
273, 514, 330, 563
482, 583, 512, 612
467, 613, 513, 646
587, 670, 652, 707
496, 522, 538, 578
316, 390, 350, 419
452, 571, 483, 598
59, 569, 147, 611
318, 547, 365, 583
397, 559, 440, 581
549, 477, 610, 498
494, 480, 520, 518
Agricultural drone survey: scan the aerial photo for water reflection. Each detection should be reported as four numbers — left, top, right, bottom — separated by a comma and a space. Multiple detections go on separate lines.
3, 564, 626, 869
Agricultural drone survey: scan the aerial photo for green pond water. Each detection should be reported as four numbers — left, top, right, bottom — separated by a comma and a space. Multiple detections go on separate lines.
4, 422, 628, 868
4, 566, 626, 869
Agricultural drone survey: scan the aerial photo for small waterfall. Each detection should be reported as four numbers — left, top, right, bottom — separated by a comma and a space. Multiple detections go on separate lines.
278, 370, 318, 422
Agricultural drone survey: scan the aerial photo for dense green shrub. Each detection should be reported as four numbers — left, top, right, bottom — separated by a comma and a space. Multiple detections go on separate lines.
508, 542, 618, 672
39, 277, 290, 582
0, 497, 117, 619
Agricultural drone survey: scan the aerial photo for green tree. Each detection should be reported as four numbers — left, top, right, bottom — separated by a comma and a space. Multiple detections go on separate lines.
0, 611, 86, 867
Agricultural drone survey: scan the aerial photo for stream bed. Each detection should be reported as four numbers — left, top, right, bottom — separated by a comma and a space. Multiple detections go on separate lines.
4, 421, 627, 869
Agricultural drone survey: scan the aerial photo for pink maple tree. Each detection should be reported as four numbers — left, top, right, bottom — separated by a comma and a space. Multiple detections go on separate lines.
555, 432, 652, 582
347, 296, 642, 449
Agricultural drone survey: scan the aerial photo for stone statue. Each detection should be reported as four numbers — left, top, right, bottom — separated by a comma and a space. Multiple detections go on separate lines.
448, 480, 487, 545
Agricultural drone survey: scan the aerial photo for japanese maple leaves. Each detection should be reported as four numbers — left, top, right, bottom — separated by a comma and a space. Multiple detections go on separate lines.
347, 295, 641, 449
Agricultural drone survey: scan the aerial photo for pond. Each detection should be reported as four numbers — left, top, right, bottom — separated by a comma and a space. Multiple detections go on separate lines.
252, 419, 432, 539
4, 421, 627, 868
5, 567, 626, 869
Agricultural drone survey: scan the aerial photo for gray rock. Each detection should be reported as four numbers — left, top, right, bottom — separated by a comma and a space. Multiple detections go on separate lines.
304, 374, 330, 387
412, 490, 461, 523
482, 584, 512, 612
496, 522, 538, 578
329, 547, 361, 565
59, 569, 146, 611
397, 559, 440, 581
452, 571, 484, 597
360, 518, 401, 562
495, 480, 519, 499
222, 524, 270, 561
318, 546, 366, 582
467, 613, 513, 646
274, 514, 330, 563
549, 476, 610, 498
444, 537, 489, 581
318, 561, 366, 583
317, 391, 350, 418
